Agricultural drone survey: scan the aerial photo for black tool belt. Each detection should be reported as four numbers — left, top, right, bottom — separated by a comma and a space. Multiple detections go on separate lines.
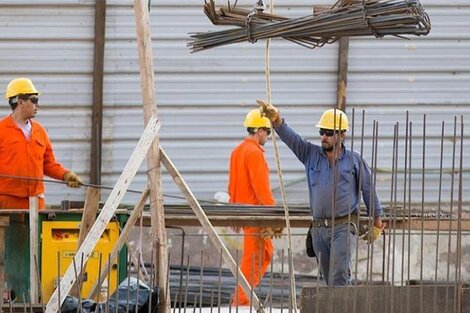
311, 213, 358, 228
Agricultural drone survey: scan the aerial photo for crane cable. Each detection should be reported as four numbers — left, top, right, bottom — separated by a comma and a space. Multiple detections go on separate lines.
263, 0, 298, 311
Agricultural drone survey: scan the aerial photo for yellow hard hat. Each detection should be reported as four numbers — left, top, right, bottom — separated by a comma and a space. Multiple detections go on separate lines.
315, 108, 349, 131
243, 109, 271, 128
5, 78, 41, 99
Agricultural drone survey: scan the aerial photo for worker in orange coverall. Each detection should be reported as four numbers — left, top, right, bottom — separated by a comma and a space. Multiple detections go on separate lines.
0, 78, 83, 209
228, 109, 280, 306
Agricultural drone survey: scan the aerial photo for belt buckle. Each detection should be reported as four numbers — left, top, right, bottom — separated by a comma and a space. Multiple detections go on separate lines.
323, 219, 329, 227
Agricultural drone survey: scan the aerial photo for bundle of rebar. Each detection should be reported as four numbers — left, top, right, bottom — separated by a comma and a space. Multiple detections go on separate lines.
188, 0, 431, 52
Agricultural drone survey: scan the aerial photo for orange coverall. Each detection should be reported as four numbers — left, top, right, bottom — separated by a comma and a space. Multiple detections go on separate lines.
0, 115, 68, 209
228, 137, 275, 305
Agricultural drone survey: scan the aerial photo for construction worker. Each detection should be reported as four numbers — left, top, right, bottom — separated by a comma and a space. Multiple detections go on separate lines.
228, 109, 279, 305
0, 78, 83, 209
258, 100, 385, 286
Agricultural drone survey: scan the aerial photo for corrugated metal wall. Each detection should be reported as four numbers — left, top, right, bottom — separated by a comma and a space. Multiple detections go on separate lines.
0, 0, 468, 207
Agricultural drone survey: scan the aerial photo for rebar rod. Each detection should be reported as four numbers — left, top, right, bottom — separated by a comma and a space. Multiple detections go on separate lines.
189, 0, 430, 52
433, 121, 445, 313
419, 114, 426, 313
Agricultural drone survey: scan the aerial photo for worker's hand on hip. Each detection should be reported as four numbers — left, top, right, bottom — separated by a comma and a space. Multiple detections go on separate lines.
257, 100, 279, 123
362, 224, 385, 244
63, 171, 83, 188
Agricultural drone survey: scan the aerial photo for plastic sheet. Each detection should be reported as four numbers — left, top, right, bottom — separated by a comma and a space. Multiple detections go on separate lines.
61, 277, 159, 313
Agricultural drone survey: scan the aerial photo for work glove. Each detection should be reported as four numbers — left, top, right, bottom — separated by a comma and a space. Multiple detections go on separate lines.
63, 171, 83, 188
259, 227, 274, 239
272, 227, 284, 239
260, 227, 284, 239
362, 226, 383, 244
257, 100, 279, 123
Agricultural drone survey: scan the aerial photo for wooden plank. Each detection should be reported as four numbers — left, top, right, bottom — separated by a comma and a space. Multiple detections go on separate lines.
160, 147, 267, 313
45, 117, 160, 313
70, 187, 100, 298
90, 0, 106, 185
87, 189, 150, 299
29, 196, 39, 304
133, 1, 169, 312
336, 36, 349, 111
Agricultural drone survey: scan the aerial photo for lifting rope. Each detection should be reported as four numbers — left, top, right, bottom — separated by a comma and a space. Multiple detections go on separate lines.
263, 0, 298, 311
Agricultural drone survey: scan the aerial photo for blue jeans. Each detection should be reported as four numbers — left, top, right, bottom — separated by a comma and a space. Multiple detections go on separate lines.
310, 223, 356, 286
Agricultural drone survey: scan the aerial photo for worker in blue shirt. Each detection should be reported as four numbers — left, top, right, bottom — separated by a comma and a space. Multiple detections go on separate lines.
257, 100, 385, 286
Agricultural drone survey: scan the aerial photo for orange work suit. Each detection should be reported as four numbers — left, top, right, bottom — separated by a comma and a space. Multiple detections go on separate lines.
228, 137, 275, 306
0, 115, 68, 209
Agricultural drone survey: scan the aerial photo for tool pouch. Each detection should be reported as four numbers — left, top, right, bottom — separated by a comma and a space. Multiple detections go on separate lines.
305, 223, 316, 258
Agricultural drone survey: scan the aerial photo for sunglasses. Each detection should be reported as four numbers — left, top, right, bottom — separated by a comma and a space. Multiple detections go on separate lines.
28, 96, 39, 105
20, 95, 39, 105
260, 127, 271, 136
319, 129, 338, 137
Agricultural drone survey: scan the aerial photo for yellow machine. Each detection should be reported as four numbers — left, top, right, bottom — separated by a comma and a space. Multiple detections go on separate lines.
41, 221, 120, 301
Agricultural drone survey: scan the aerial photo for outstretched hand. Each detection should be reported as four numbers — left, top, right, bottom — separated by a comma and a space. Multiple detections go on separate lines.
257, 100, 279, 123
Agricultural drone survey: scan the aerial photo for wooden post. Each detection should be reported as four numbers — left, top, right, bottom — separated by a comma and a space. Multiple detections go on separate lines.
90, 0, 106, 185
133, 1, 169, 312
336, 36, 349, 111
45, 117, 160, 313
29, 196, 39, 304
160, 147, 267, 313
70, 187, 100, 298
0, 216, 10, 306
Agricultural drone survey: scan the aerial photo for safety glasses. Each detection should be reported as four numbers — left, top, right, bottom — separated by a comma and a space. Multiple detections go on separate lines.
19, 95, 39, 105
319, 128, 337, 137
261, 127, 271, 136
27, 96, 39, 105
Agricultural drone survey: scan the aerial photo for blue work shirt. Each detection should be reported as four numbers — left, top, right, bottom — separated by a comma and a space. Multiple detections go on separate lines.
274, 120, 382, 219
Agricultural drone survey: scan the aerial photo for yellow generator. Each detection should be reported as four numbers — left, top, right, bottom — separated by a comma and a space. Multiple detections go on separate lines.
41, 220, 120, 301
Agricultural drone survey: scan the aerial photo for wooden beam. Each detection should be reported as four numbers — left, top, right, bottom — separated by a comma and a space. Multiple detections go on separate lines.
45, 116, 160, 313
70, 187, 100, 298
336, 36, 349, 111
133, 1, 169, 312
88, 189, 150, 299
160, 147, 267, 313
90, 0, 106, 185
29, 196, 39, 304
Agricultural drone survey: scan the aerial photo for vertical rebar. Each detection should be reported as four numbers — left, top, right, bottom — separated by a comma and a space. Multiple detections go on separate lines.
57, 251, 61, 313
183, 255, 190, 313
445, 116, 457, 312
235, 249, 239, 313
455, 115, 464, 313
433, 121, 445, 313
105, 253, 110, 313
281, 249, 285, 313
179, 230, 186, 313
199, 250, 205, 313
353, 110, 365, 313
136, 252, 141, 313
400, 112, 409, 311
72, 257, 81, 313
218, 248, 223, 313
97, 252, 103, 312
406, 121, 413, 313
419, 114, 426, 313
126, 254, 131, 313
389, 123, 399, 313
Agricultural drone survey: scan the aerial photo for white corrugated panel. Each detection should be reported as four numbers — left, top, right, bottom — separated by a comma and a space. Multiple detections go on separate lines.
0, 2, 94, 205
0, 1, 468, 208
